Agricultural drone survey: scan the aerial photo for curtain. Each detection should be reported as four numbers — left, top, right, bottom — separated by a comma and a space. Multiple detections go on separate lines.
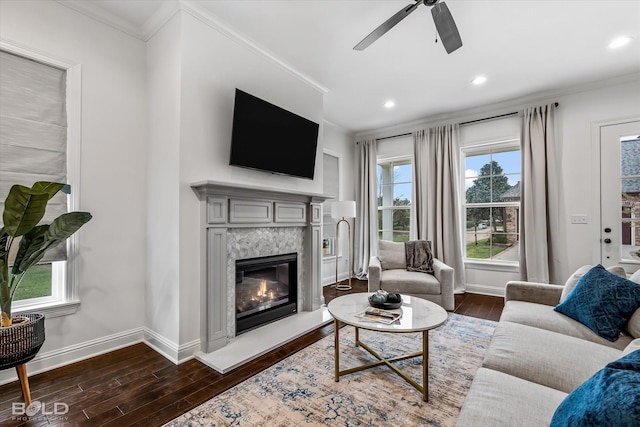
0, 50, 68, 262
520, 103, 564, 283
413, 125, 466, 293
354, 139, 378, 279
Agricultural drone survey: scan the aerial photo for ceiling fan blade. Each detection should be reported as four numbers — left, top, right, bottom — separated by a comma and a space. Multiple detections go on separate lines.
431, 1, 462, 54
354, 1, 424, 51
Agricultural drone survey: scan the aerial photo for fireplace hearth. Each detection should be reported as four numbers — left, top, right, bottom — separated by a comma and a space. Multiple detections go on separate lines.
235, 253, 298, 335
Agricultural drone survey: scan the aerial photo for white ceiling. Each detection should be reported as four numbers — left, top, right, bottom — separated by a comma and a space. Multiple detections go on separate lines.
59, 0, 640, 134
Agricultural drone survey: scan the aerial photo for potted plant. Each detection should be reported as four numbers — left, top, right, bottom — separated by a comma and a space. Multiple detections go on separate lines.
0, 182, 92, 327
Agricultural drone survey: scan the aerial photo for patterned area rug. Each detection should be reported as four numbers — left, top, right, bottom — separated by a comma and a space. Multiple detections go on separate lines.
166, 313, 496, 427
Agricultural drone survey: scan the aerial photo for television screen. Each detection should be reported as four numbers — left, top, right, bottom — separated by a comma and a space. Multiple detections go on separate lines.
230, 89, 319, 179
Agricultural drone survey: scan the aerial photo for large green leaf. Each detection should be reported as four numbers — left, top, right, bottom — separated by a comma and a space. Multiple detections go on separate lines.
12, 225, 48, 275
0, 227, 8, 261
45, 211, 93, 242
2, 185, 49, 237
31, 182, 66, 200
18, 212, 92, 273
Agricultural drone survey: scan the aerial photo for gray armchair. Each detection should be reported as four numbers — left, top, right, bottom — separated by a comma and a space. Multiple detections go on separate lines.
368, 240, 455, 311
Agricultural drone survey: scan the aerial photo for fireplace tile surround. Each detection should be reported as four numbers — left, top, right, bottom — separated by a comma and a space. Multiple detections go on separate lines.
192, 181, 330, 371
228, 229, 301, 336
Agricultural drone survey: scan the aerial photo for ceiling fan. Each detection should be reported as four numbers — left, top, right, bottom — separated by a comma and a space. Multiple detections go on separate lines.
353, 0, 462, 54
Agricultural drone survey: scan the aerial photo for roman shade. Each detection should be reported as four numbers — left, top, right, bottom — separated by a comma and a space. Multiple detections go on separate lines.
0, 50, 68, 262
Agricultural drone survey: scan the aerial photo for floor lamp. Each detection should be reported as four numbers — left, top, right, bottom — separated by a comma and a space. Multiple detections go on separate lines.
331, 201, 356, 291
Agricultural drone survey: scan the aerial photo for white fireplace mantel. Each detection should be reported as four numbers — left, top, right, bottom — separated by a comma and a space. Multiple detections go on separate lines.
191, 181, 330, 354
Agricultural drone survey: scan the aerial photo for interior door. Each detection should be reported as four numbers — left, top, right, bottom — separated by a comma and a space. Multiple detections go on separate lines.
600, 121, 640, 274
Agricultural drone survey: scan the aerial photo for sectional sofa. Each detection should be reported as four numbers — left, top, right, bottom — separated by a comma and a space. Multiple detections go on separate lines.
456, 266, 640, 426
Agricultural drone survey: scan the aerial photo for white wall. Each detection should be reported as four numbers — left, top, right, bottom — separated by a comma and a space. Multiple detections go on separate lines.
0, 0, 147, 381
145, 11, 327, 353
356, 77, 640, 296
146, 12, 183, 351
559, 80, 640, 277
321, 121, 356, 286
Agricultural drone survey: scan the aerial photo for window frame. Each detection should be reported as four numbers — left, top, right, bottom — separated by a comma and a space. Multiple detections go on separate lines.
2, 40, 83, 318
461, 139, 521, 272
377, 155, 413, 243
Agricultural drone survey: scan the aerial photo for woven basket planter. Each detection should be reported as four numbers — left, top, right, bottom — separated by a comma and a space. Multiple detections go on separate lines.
0, 313, 45, 371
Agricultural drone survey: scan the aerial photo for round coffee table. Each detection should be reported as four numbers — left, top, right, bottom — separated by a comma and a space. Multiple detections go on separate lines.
327, 292, 448, 402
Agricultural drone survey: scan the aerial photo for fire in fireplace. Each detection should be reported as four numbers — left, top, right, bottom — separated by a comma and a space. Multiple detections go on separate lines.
235, 253, 298, 335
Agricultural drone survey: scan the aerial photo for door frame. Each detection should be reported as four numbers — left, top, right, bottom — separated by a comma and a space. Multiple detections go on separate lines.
591, 116, 640, 270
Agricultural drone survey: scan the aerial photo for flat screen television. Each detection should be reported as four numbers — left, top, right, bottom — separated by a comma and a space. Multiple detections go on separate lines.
229, 89, 319, 179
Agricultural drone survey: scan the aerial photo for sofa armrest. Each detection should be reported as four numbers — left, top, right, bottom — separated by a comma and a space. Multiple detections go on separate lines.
504, 281, 563, 306
368, 256, 382, 292
433, 258, 455, 311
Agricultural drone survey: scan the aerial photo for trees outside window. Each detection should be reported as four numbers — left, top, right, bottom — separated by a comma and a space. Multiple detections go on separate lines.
464, 143, 520, 262
377, 159, 412, 242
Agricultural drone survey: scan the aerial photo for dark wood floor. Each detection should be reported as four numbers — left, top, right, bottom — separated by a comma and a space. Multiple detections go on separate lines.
0, 280, 503, 426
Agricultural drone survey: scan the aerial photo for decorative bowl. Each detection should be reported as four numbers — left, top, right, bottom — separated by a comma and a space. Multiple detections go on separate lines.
368, 294, 402, 310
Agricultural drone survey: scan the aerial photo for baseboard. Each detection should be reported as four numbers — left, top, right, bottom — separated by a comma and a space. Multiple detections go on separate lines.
0, 327, 146, 386
463, 283, 505, 297
0, 327, 201, 386
143, 328, 200, 365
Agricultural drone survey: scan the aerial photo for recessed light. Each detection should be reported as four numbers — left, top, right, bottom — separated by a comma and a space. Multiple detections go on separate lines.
472, 75, 487, 85
384, 100, 395, 109
608, 36, 632, 49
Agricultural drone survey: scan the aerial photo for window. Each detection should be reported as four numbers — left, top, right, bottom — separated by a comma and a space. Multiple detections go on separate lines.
377, 158, 412, 242
0, 44, 81, 316
620, 135, 640, 263
463, 141, 520, 263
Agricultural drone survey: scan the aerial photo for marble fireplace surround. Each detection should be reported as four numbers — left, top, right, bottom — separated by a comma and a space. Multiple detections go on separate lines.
191, 181, 331, 372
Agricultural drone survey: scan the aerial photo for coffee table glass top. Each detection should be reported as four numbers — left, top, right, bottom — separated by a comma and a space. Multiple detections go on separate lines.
327, 292, 448, 332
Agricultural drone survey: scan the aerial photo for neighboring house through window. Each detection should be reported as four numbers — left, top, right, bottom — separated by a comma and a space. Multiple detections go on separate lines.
463, 140, 520, 265
0, 45, 81, 316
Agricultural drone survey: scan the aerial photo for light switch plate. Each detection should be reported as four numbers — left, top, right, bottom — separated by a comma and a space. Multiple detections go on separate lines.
571, 215, 588, 224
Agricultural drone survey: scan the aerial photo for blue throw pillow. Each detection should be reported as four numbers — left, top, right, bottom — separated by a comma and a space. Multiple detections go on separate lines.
554, 264, 640, 341
550, 350, 640, 427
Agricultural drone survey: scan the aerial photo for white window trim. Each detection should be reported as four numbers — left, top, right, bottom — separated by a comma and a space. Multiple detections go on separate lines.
461, 138, 521, 270
2, 39, 83, 318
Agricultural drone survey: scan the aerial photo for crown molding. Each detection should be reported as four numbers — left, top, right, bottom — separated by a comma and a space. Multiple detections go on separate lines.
56, 0, 180, 41
54, 0, 328, 95
179, 0, 328, 95
142, 1, 182, 41
56, 0, 138, 40
355, 72, 640, 139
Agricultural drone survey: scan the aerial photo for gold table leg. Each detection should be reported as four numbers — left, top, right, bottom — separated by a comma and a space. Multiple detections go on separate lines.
334, 318, 340, 382
423, 330, 429, 402
333, 325, 430, 401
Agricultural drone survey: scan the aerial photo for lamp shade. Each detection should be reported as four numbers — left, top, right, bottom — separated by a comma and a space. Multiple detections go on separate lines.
331, 201, 356, 219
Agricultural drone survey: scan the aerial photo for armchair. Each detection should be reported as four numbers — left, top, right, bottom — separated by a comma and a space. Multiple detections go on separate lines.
368, 240, 455, 310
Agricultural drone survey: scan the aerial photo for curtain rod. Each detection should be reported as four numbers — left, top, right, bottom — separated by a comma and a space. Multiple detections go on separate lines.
368, 102, 559, 142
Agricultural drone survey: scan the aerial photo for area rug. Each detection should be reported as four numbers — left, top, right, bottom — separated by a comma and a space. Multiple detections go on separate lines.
166, 313, 496, 427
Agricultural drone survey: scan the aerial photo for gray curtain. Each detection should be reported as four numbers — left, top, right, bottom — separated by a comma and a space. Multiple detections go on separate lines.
413, 125, 465, 293
520, 103, 564, 283
354, 139, 378, 279
0, 50, 68, 262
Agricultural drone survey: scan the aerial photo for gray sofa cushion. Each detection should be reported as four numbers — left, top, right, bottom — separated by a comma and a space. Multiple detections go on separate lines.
378, 240, 405, 270
455, 368, 567, 427
482, 322, 622, 393
622, 338, 640, 357
380, 269, 441, 294
501, 300, 633, 350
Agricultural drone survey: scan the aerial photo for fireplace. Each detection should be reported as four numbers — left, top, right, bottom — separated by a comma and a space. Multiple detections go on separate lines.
235, 253, 298, 335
